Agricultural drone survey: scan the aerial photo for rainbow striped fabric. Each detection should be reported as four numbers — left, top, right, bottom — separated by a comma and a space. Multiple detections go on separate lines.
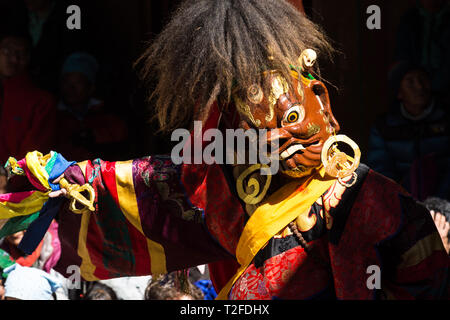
0, 151, 74, 219
0, 151, 75, 254
52, 156, 230, 280
1, 150, 236, 281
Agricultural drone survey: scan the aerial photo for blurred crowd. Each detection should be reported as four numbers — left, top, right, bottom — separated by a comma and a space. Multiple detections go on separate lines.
0, 0, 132, 167
366, 0, 450, 257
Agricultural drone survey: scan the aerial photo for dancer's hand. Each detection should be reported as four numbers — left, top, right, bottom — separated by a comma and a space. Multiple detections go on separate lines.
48, 174, 67, 198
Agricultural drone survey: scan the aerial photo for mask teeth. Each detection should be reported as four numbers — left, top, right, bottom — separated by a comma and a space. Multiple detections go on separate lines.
280, 143, 305, 160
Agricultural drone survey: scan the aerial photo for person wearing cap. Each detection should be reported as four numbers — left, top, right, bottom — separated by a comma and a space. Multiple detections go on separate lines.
423, 197, 450, 254
367, 60, 450, 201
395, 0, 450, 102
2, 263, 62, 300
55, 52, 129, 161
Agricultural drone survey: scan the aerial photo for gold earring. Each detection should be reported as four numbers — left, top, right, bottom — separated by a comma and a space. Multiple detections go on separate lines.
321, 134, 361, 186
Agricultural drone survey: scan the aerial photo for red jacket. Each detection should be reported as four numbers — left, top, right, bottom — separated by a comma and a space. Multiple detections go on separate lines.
0, 73, 57, 165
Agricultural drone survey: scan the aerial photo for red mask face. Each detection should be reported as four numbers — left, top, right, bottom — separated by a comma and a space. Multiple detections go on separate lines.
235, 70, 340, 178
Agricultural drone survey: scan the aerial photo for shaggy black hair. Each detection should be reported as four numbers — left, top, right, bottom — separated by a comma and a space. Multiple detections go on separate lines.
84, 282, 119, 300
136, 0, 333, 132
144, 272, 204, 300
423, 197, 450, 224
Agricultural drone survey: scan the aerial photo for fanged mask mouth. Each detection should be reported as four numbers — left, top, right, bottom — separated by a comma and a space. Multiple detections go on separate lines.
280, 143, 305, 160
279, 140, 321, 160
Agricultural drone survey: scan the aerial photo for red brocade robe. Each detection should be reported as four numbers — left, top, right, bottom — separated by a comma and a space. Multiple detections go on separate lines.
47, 156, 449, 300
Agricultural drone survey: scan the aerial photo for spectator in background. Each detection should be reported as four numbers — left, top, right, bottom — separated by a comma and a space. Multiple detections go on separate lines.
0, 230, 43, 268
0, 226, 69, 299
395, 0, 450, 102
0, 30, 57, 168
98, 275, 152, 300
83, 282, 118, 300
24, 0, 57, 47
194, 279, 217, 300
2, 263, 62, 300
55, 52, 129, 162
367, 61, 450, 201
423, 197, 450, 254
0, 219, 62, 273
188, 265, 217, 300
0, 167, 7, 194
0, 278, 4, 300
23, 0, 90, 93
144, 272, 204, 300
0, 248, 15, 300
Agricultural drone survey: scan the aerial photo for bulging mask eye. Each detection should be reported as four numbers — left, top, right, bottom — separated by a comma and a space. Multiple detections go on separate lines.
282, 104, 305, 126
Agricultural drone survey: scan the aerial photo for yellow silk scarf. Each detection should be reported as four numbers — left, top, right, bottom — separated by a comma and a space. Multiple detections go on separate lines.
216, 166, 336, 299
0, 152, 52, 220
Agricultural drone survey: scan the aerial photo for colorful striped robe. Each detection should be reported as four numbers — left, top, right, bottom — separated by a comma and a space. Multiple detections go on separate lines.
47, 157, 449, 300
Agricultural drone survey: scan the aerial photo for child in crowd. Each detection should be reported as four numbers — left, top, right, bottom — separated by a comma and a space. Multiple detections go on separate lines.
145, 271, 204, 300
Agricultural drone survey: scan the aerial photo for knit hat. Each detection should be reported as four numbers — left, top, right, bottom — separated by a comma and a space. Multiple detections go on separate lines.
3, 264, 62, 300
61, 52, 99, 84
388, 60, 427, 99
